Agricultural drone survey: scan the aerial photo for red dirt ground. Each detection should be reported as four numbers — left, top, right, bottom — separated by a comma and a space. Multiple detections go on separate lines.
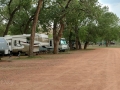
0, 48, 120, 90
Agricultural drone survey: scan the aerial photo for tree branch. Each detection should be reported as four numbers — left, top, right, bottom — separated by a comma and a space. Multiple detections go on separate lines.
8, 0, 13, 15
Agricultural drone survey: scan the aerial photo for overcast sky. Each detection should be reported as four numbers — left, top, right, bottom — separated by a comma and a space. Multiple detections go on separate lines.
98, 0, 120, 18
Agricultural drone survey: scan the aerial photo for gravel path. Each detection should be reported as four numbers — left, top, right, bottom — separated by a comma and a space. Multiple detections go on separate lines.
0, 48, 120, 90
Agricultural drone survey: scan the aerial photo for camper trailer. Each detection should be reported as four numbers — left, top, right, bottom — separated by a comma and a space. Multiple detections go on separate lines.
4, 35, 24, 54
5, 33, 49, 54
4, 35, 39, 55
0, 37, 10, 56
23, 33, 49, 52
21, 40, 40, 55
34, 33, 49, 46
34, 33, 49, 52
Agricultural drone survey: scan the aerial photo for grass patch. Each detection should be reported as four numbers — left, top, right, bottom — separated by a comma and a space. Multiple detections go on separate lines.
13, 55, 43, 60
87, 44, 120, 48
59, 51, 72, 54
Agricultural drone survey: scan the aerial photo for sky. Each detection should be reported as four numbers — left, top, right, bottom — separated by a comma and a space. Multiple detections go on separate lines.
98, 0, 120, 18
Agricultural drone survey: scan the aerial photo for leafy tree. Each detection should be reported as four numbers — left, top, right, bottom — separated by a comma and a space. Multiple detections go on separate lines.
39, 0, 72, 54
29, 0, 43, 57
97, 11, 120, 47
64, 0, 100, 50
0, 0, 32, 36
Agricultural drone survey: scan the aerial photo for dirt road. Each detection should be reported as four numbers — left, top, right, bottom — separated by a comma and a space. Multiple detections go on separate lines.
0, 48, 120, 90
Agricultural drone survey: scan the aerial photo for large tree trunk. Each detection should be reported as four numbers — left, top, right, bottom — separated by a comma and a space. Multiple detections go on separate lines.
84, 41, 89, 49
29, 0, 43, 57
106, 41, 109, 47
75, 24, 79, 50
78, 41, 82, 49
53, 20, 58, 54
76, 38, 79, 50
53, 20, 64, 54
53, 38, 59, 54
69, 31, 73, 50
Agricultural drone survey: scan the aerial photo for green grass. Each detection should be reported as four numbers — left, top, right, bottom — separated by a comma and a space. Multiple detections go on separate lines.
87, 44, 120, 48
13, 55, 43, 60
8, 45, 120, 61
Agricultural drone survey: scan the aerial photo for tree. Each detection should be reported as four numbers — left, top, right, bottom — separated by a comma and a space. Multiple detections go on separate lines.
0, 0, 32, 36
29, 0, 43, 57
39, 0, 72, 54
65, 0, 100, 50
3, 0, 21, 36
52, 0, 72, 54
97, 10, 120, 47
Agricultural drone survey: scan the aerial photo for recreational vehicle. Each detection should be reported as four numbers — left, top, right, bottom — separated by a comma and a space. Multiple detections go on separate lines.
34, 34, 69, 52
34, 33, 49, 52
4, 35, 24, 54
23, 33, 49, 52
4, 35, 39, 55
0, 37, 10, 56
48, 38, 69, 52
34, 33, 49, 46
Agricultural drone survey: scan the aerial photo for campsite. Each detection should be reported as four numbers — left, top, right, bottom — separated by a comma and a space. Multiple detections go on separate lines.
1, 0, 120, 90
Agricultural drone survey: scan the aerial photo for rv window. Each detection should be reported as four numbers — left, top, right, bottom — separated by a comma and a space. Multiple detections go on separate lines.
27, 37, 30, 43
9, 42, 11, 45
19, 40, 21, 44
50, 40, 52, 46
14, 40, 17, 46
14, 40, 21, 46
60, 39, 67, 45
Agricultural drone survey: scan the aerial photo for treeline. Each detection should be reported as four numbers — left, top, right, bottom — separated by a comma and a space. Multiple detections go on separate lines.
0, 0, 120, 56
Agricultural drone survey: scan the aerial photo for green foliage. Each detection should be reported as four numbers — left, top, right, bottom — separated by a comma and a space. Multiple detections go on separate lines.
79, 26, 88, 42
0, 0, 120, 48
97, 10, 120, 42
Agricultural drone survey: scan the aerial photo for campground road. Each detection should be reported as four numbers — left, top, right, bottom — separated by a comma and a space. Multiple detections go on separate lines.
0, 48, 120, 90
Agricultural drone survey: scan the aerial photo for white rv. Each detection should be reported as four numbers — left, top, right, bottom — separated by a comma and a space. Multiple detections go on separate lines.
34, 33, 49, 52
34, 34, 69, 52
34, 33, 49, 46
4, 35, 24, 54
48, 38, 69, 52
4, 35, 39, 55
0, 37, 10, 56
22, 33, 49, 52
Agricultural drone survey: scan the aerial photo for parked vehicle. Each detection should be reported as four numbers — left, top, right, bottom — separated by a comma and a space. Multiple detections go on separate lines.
48, 38, 69, 52
35, 33, 69, 52
0, 37, 10, 56
4, 33, 69, 55
23, 34, 69, 52
4, 35, 39, 55
34, 33, 49, 52
34, 33, 49, 46
4, 35, 24, 54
